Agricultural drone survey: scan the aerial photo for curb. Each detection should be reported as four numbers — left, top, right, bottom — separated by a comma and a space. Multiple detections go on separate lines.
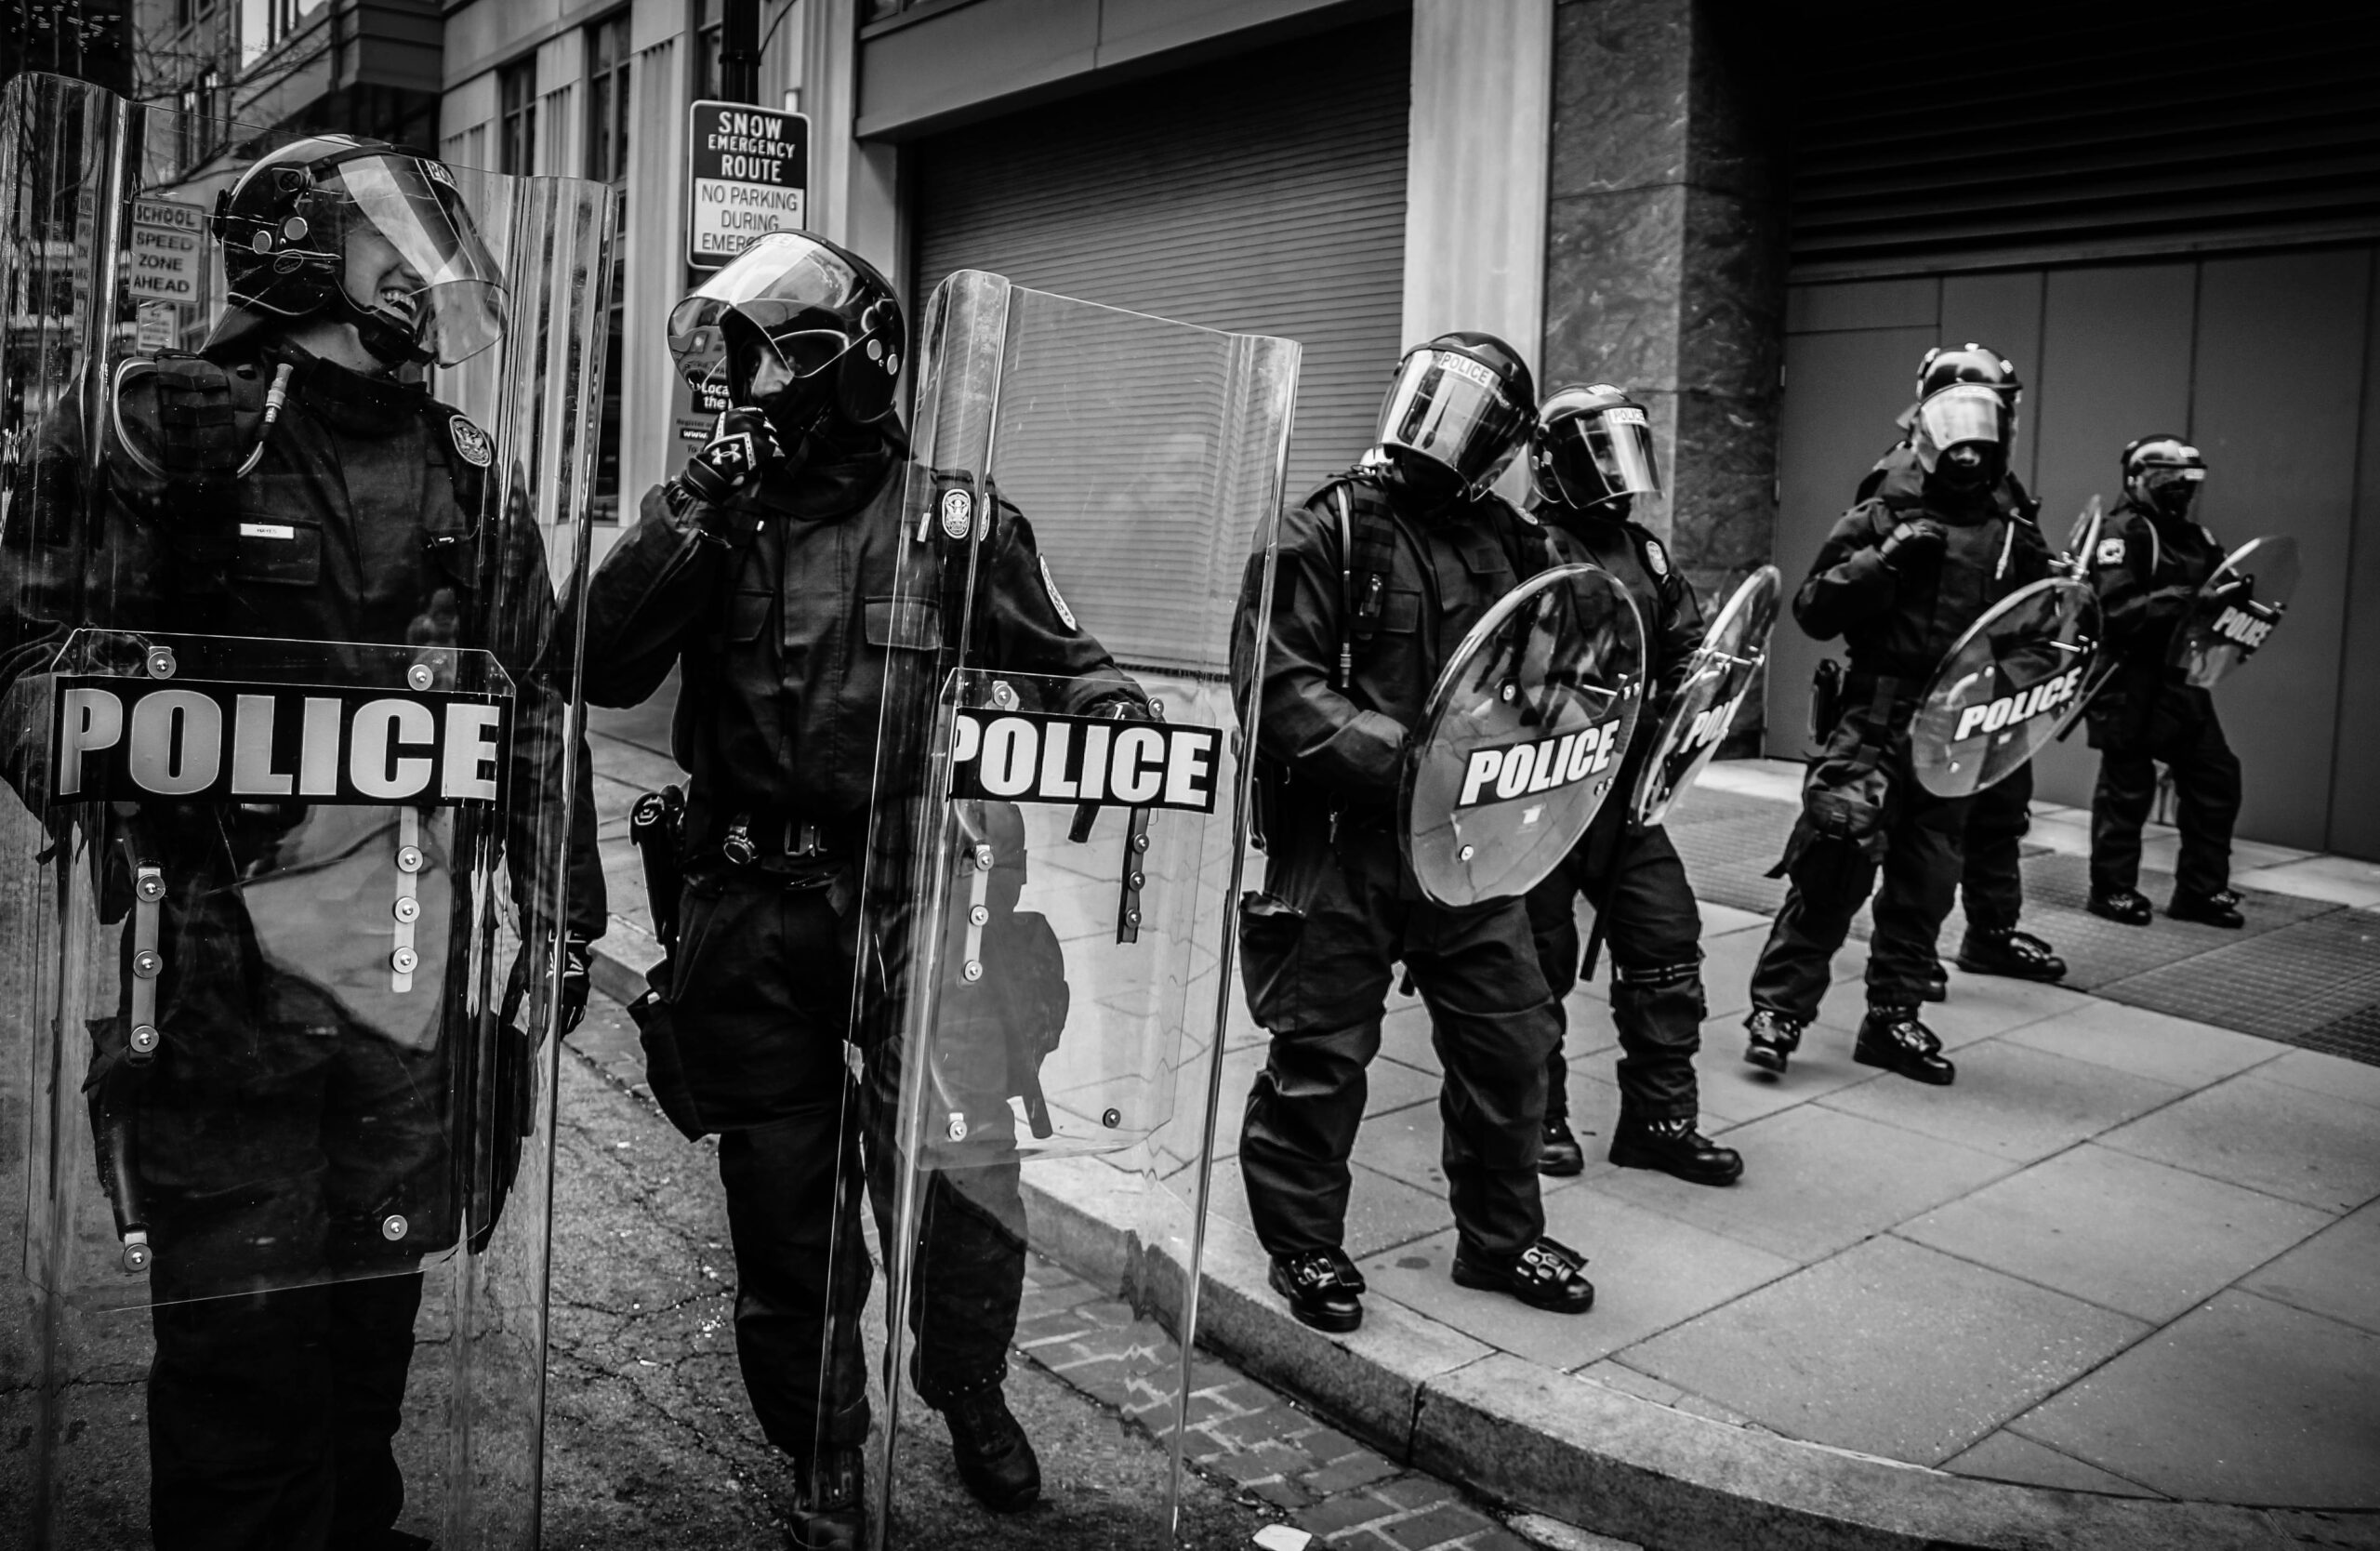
585, 942, 2349, 1551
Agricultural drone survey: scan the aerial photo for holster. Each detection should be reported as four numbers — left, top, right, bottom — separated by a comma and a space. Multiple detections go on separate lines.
1809, 657, 1844, 747
628, 787, 707, 1141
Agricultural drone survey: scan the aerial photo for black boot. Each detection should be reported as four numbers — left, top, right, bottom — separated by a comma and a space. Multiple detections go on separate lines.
783, 1446, 866, 1551
1269, 1248, 1364, 1333
1742, 1009, 1804, 1075
1923, 961, 1949, 1001
1450, 1235, 1594, 1315
1609, 1115, 1743, 1186
1854, 1006, 1956, 1085
2087, 886, 2153, 926
1956, 927, 2067, 982
2169, 888, 2244, 929
943, 1386, 1040, 1513
1540, 1118, 1585, 1176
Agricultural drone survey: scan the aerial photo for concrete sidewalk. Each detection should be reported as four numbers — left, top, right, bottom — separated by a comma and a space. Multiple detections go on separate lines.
579, 707, 2379, 1547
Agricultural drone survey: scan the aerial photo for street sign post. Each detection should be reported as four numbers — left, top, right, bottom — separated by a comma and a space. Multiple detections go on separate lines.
684, 99, 808, 270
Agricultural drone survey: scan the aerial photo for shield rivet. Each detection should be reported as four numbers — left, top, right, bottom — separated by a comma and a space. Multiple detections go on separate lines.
392, 897, 420, 923
1124, 909, 1141, 928
990, 681, 1017, 709
1131, 832, 1151, 854
136, 872, 166, 902
132, 950, 162, 978
1101, 1107, 1122, 1129
968, 904, 989, 926
973, 845, 995, 871
395, 846, 425, 873
946, 1114, 969, 1142
962, 960, 984, 982
145, 646, 177, 680
406, 663, 435, 691
1459, 845, 1476, 862
381, 1214, 409, 1241
390, 947, 419, 974
130, 1023, 161, 1054
1128, 872, 1144, 890
122, 1236, 152, 1273
1500, 683, 1516, 703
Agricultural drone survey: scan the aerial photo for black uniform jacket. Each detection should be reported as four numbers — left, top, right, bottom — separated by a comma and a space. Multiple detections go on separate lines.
1795, 457, 2055, 692
1235, 470, 1548, 817
575, 426, 1138, 853
2085, 496, 2223, 737
0, 339, 604, 948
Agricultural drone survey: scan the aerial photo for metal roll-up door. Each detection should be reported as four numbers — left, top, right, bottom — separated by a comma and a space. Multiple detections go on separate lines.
1790, 5, 2380, 281
910, 15, 1410, 523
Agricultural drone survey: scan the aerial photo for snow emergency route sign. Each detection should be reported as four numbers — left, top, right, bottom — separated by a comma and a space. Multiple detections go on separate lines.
686, 100, 809, 269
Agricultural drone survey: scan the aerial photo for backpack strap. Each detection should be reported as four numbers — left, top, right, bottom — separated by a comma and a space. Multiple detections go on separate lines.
1318, 471, 1401, 690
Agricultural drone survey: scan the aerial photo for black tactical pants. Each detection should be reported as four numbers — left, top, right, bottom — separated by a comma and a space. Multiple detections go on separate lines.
1238, 826, 1558, 1262
1959, 760, 2031, 935
1524, 816, 1707, 1126
670, 870, 1025, 1456
2091, 687, 2241, 900
1750, 713, 1973, 1021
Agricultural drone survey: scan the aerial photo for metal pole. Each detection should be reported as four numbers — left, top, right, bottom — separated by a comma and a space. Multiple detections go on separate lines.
720, 0, 763, 104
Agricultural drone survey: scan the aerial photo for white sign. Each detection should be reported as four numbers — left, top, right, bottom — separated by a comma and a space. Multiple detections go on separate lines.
686, 100, 810, 269
126, 196, 205, 303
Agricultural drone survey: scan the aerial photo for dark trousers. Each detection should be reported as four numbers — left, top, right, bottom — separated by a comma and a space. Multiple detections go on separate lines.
1524, 817, 1707, 1125
1237, 828, 1558, 1262
671, 872, 1024, 1456
2090, 688, 2241, 900
148, 1273, 424, 1551
1960, 760, 2031, 935
1750, 716, 1973, 1021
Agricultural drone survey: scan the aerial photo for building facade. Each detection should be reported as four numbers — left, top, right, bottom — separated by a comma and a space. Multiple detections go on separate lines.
429, 0, 2380, 859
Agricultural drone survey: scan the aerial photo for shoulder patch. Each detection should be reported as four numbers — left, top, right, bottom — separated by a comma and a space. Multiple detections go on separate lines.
2095, 537, 2127, 567
447, 414, 492, 469
939, 486, 972, 539
1039, 556, 1078, 630
1642, 536, 1670, 577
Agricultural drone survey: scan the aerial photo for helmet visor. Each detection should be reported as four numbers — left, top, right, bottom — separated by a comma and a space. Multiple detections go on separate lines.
1553, 404, 1661, 500
668, 232, 890, 388
1379, 348, 1528, 490
1914, 384, 2006, 455
325, 155, 507, 366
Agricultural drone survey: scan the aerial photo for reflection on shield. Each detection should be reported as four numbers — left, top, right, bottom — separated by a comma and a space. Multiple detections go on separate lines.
1631, 564, 1781, 827
851, 269, 1300, 1547
0, 73, 611, 1550
2170, 535, 2298, 688
1402, 563, 1648, 906
1911, 577, 2102, 798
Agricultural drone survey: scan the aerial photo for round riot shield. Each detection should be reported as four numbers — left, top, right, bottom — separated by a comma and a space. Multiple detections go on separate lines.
2063, 496, 2106, 573
1912, 577, 2101, 798
1401, 563, 1648, 907
0, 73, 614, 1551
1630, 565, 1780, 827
2170, 535, 2298, 688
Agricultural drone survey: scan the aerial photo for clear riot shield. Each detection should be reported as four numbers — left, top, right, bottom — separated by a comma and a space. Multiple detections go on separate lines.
1401, 564, 1647, 906
1911, 577, 2101, 799
1631, 564, 1780, 827
852, 271, 1298, 1545
0, 74, 615, 1548
2170, 535, 2298, 687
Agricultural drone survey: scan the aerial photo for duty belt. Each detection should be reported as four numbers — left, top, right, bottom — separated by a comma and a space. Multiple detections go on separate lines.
719, 811, 846, 870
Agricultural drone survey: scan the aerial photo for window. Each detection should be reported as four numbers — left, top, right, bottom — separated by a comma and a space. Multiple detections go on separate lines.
691, 0, 725, 102
498, 57, 536, 176
586, 12, 632, 520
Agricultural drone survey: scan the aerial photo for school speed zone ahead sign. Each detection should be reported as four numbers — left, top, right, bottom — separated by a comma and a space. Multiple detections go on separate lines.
686, 100, 810, 269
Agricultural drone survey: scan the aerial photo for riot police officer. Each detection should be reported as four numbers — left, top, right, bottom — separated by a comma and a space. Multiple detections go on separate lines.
1520, 386, 1740, 1186
1742, 365, 2055, 1085
2084, 436, 2245, 927
1234, 332, 1593, 1334
575, 232, 1147, 1546
0, 136, 602, 1550
1853, 347, 2066, 995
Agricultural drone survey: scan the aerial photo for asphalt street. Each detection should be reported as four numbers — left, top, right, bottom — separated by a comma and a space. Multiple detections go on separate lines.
540, 993, 1280, 1551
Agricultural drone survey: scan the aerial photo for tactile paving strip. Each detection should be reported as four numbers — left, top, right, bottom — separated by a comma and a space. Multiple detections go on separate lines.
2299, 1002, 2380, 1066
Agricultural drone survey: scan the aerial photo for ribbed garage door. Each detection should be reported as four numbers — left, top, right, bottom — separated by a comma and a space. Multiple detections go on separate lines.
909, 16, 1409, 515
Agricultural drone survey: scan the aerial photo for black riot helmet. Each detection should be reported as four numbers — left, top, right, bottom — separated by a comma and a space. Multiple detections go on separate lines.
1908, 341, 2021, 492
2122, 433, 2208, 518
1529, 382, 1661, 514
667, 232, 905, 444
208, 136, 508, 367
1915, 343, 2022, 405
1375, 331, 1535, 498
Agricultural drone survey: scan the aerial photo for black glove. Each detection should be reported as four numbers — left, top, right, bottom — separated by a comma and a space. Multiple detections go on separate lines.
674, 407, 780, 507
1879, 518, 1948, 567
560, 937, 593, 1036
